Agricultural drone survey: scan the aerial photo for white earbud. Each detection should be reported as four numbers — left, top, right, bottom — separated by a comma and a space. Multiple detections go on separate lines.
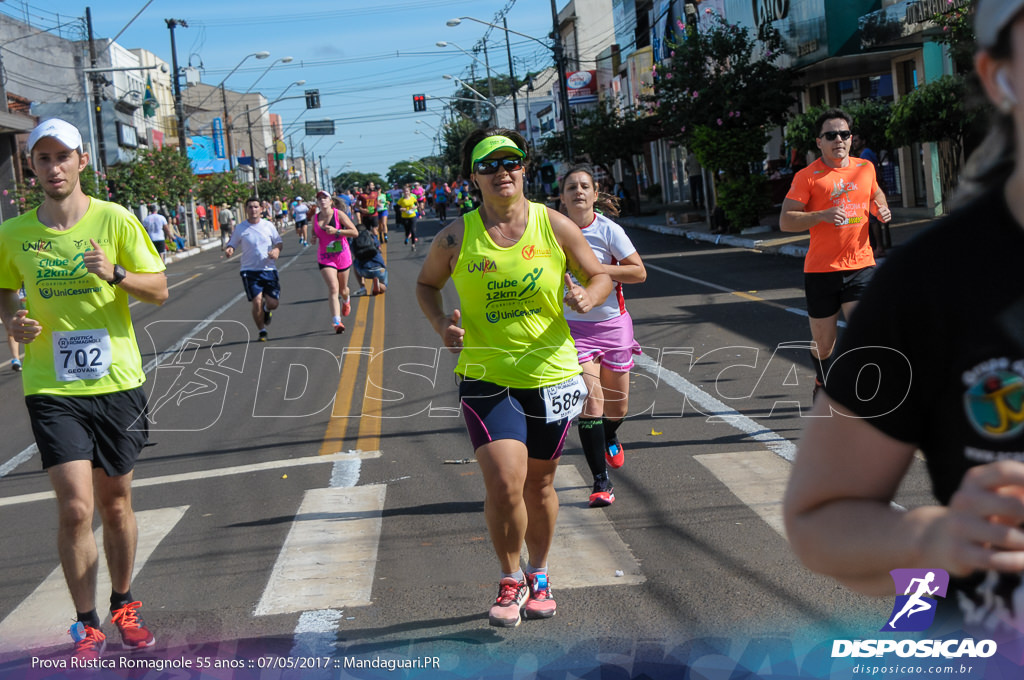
997, 69, 1017, 105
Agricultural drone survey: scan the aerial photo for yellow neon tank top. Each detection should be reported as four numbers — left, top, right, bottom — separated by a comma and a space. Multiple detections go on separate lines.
452, 202, 580, 389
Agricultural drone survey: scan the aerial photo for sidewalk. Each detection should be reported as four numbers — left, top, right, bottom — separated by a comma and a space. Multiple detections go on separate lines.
616, 202, 940, 259
166, 236, 223, 263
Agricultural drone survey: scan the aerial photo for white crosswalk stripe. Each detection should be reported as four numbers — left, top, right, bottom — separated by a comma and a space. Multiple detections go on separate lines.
256, 484, 387, 616
0, 506, 188, 654
694, 451, 790, 539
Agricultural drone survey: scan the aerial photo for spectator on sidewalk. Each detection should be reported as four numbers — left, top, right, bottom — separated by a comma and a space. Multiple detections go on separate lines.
685, 153, 704, 210
779, 107, 891, 402
218, 203, 235, 251
141, 204, 168, 264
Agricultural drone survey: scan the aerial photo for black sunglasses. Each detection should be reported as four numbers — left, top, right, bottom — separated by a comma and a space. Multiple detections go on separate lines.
819, 130, 852, 141
474, 158, 523, 175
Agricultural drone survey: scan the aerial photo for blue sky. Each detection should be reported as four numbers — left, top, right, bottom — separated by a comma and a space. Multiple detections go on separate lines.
19, 0, 563, 178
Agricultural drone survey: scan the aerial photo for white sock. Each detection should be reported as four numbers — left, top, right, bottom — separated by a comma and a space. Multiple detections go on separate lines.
332, 316, 341, 325
502, 569, 525, 583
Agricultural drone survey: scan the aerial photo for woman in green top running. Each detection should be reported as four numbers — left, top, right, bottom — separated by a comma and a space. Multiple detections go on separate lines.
417, 128, 612, 628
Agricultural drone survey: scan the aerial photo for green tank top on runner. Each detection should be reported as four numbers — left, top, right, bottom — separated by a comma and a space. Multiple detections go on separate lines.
452, 202, 580, 389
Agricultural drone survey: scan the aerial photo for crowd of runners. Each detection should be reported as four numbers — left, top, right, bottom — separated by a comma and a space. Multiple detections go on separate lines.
10, 10, 1021, 655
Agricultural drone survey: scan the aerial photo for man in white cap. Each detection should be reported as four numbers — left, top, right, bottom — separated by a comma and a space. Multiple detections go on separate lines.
0, 119, 168, 661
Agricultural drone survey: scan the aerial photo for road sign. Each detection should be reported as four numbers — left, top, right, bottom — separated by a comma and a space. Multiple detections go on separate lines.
305, 120, 335, 136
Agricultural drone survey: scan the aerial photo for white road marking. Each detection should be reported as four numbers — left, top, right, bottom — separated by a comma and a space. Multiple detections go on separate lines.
255, 484, 387, 616
633, 353, 797, 462
545, 465, 645, 587
0, 451, 380, 508
0, 506, 188, 654
694, 451, 790, 539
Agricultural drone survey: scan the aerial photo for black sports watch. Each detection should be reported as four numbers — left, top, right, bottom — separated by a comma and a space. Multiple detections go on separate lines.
108, 264, 127, 286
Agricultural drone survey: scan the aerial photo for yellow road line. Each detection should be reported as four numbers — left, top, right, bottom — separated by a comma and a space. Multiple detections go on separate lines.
319, 293, 372, 456
356, 285, 386, 453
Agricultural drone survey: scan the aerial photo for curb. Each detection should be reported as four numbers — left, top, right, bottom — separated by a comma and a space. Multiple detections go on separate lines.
618, 219, 809, 259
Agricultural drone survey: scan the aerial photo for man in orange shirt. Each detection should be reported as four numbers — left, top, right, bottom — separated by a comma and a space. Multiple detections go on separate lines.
780, 108, 892, 400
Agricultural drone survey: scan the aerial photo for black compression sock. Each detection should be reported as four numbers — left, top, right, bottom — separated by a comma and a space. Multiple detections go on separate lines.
110, 589, 133, 610
577, 417, 607, 478
77, 609, 101, 629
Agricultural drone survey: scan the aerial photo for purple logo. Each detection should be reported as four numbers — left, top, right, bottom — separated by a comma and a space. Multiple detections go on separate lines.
881, 569, 949, 632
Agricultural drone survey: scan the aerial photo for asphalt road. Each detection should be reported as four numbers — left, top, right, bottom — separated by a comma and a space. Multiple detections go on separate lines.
0, 217, 939, 678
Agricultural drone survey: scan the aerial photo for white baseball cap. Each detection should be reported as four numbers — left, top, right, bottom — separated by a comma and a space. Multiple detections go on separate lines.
27, 118, 84, 154
976, 0, 1024, 50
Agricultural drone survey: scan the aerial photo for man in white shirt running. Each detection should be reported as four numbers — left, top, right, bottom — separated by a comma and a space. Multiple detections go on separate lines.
225, 196, 284, 342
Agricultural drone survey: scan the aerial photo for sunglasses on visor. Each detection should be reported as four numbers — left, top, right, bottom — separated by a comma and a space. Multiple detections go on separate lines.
819, 130, 852, 141
474, 158, 524, 174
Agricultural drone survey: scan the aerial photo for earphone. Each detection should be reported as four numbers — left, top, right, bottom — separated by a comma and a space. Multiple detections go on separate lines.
997, 69, 1017, 105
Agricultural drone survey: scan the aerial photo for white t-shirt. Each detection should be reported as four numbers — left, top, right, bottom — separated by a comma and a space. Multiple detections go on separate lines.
564, 212, 637, 322
142, 212, 167, 242
227, 219, 283, 272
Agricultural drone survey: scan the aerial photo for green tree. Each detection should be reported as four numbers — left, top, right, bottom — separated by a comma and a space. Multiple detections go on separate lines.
334, 171, 384, 191
652, 12, 797, 230
439, 118, 481, 176
570, 102, 653, 212
886, 75, 981, 155
387, 160, 425, 186
106, 147, 195, 208
197, 172, 250, 207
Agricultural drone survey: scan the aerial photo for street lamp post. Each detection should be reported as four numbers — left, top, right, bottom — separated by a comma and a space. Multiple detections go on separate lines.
448, 14, 572, 160
442, 74, 498, 123
436, 41, 495, 105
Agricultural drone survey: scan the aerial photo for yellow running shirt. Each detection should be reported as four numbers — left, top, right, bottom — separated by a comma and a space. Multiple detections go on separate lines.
0, 198, 165, 396
452, 203, 580, 389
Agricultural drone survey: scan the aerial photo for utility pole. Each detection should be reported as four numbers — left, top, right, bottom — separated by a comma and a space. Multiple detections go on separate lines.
548, 0, 574, 161
246, 105, 258, 197
85, 8, 107, 173
503, 18, 520, 133
165, 18, 188, 155
221, 83, 235, 170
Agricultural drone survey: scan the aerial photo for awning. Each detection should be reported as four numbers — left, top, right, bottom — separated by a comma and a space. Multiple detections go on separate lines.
797, 47, 920, 85
0, 110, 35, 134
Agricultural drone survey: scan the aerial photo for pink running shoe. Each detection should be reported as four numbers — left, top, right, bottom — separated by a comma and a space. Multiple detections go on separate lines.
523, 572, 557, 619
342, 299, 351, 317
488, 577, 529, 627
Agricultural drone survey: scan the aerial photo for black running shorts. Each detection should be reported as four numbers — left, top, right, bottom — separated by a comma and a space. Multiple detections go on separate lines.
26, 386, 150, 477
804, 266, 876, 319
458, 378, 573, 461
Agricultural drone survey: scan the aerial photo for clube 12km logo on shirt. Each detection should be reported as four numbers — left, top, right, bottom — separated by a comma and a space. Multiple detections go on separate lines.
831, 569, 997, 659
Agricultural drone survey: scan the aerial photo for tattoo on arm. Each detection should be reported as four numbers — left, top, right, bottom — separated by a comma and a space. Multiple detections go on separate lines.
445, 234, 458, 249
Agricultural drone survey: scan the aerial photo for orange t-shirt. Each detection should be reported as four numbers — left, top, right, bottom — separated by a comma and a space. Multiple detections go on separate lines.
785, 157, 879, 273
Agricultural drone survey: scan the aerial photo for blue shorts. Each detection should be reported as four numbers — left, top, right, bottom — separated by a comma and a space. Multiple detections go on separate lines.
458, 378, 572, 460
354, 263, 388, 286
241, 270, 281, 302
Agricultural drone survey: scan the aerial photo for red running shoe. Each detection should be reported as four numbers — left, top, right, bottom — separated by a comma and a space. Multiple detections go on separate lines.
605, 438, 624, 469
342, 299, 351, 317
334, 322, 346, 334
70, 622, 106, 661
110, 601, 155, 650
589, 478, 615, 508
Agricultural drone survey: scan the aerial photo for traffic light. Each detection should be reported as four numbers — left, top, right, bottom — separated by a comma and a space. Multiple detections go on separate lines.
412, 94, 426, 112
684, 1, 698, 32
305, 89, 320, 109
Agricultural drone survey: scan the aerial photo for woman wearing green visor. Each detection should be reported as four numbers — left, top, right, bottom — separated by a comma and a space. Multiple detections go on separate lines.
417, 128, 612, 628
